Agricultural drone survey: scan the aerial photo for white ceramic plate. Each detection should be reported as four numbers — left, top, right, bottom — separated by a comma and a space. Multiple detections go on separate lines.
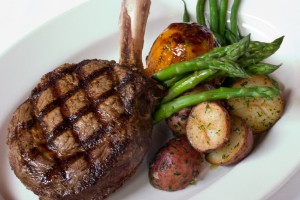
1, 0, 300, 199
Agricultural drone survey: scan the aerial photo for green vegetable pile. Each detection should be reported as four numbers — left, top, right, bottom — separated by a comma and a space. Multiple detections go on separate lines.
152, 0, 284, 123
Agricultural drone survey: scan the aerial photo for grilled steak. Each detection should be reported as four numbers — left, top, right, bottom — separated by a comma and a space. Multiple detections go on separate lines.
7, 59, 162, 199
7, 0, 163, 199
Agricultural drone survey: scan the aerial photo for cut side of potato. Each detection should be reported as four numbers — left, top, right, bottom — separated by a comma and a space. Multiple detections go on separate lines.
166, 84, 214, 137
186, 102, 230, 152
206, 116, 254, 165
227, 75, 284, 134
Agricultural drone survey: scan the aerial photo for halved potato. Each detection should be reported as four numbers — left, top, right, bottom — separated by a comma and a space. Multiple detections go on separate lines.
186, 102, 230, 152
206, 116, 254, 165
227, 75, 284, 134
167, 84, 214, 137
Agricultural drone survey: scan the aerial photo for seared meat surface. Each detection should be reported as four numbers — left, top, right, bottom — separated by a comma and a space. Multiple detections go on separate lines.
8, 59, 163, 199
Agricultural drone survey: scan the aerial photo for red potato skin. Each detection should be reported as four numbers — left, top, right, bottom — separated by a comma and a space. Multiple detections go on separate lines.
227, 120, 254, 165
149, 137, 203, 191
167, 107, 191, 137
205, 116, 254, 165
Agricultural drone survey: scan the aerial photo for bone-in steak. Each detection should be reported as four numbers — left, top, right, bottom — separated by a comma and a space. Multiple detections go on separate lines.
7, 59, 163, 199
7, 0, 161, 198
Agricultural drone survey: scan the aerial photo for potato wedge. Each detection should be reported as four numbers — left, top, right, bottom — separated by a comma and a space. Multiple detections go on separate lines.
206, 116, 254, 165
227, 75, 284, 134
186, 102, 230, 152
149, 137, 204, 191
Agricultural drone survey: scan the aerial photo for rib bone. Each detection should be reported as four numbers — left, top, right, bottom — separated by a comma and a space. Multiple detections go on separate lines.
119, 0, 151, 71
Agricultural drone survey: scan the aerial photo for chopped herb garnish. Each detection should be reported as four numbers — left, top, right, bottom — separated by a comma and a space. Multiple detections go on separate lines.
240, 81, 248, 87
222, 154, 229, 159
174, 171, 181, 176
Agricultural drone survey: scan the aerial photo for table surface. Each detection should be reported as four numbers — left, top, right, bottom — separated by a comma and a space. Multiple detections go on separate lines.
0, 0, 299, 199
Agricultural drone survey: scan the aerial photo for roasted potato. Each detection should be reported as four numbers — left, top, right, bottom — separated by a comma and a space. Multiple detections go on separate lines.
186, 102, 231, 152
167, 107, 191, 137
206, 116, 254, 165
145, 23, 219, 77
166, 84, 214, 137
227, 75, 284, 134
149, 137, 204, 191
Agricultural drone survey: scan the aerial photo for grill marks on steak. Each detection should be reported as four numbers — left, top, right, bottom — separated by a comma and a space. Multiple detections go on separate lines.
7, 59, 161, 199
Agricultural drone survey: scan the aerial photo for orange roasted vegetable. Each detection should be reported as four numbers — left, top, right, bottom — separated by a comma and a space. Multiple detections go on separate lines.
145, 23, 219, 77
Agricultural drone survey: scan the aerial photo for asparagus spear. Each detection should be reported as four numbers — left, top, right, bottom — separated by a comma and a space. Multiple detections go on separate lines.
245, 63, 282, 75
161, 69, 217, 103
163, 74, 189, 87
206, 62, 282, 81
153, 86, 279, 123
238, 36, 284, 66
153, 58, 248, 81
200, 34, 250, 60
